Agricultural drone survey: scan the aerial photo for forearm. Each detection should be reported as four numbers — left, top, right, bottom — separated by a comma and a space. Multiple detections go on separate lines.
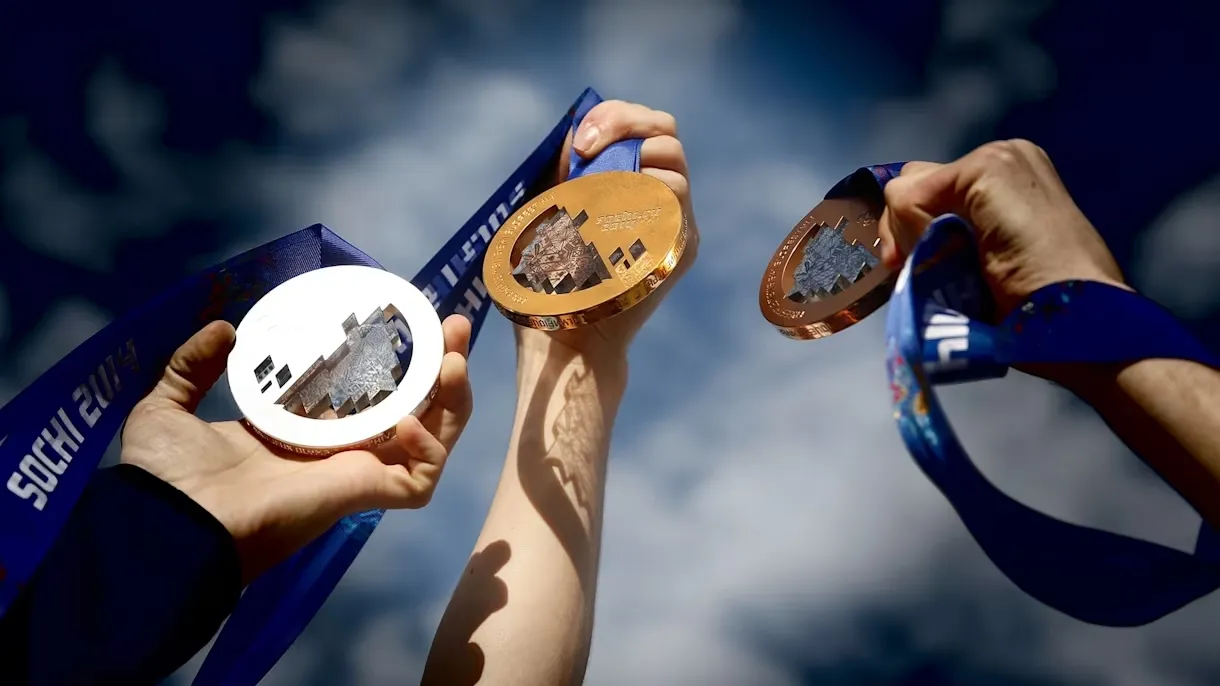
1062, 358, 1220, 528
423, 343, 627, 686
0, 465, 241, 684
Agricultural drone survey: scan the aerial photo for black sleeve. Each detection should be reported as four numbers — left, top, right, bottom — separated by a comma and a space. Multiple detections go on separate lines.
0, 464, 243, 685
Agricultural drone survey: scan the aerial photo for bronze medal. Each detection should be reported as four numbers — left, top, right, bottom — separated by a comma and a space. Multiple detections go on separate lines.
484, 171, 687, 330
759, 195, 895, 340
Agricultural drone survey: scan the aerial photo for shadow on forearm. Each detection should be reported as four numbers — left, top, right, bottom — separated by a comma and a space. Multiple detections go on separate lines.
422, 540, 510, 686
423, 348, 606, 685
517, 347, 605, 594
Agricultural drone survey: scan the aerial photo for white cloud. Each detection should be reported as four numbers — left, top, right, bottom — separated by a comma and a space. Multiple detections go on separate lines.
349, 613, 429, 686
573, 0, 1218, 684
586, 312, 1211, 684
11, 299, 111, 386
252, 0, 430, 140
1133, 175, 1220, 318
1, 132, 112, 271
0, 63, 193, 272
227, 0, 1220, 682
241, 66, 562, 275
582, 0, 743, 106
866, 0, 1057, 163
3, 0, 1215, 684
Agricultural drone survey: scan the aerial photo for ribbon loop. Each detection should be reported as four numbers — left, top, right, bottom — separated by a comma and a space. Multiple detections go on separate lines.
193, 91, 598, 686
568, 88, 643, 180
879, 202, 1220, 626
0, 88, 606, 686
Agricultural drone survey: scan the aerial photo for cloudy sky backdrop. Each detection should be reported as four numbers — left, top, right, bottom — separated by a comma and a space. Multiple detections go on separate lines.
3, 0, 1220, 684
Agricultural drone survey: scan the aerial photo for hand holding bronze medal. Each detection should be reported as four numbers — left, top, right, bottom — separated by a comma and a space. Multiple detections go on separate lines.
484, 104, 689, 331
759, 169, 897, 340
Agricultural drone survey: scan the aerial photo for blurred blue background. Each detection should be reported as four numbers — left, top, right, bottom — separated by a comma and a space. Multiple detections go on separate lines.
3, 0, 1220, 684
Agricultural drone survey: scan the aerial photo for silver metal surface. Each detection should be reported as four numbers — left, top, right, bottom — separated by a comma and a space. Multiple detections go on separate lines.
787, 217, 880, 303
513, 207, 610, 294
277, 308, 405, 418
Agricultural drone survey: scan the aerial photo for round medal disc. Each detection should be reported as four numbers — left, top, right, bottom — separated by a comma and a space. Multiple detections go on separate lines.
483, 170, 688, 330
759, 195, 896, 340
227, 265, 444, 456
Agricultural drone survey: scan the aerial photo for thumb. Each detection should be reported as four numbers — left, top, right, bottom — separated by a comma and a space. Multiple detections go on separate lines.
879, 161, 952, 269
146, 320, 237, 413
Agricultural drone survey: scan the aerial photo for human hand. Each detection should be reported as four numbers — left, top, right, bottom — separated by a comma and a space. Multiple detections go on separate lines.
515, 100, 700, 368
120, 314, 474, 582
878, 139, 1130, 319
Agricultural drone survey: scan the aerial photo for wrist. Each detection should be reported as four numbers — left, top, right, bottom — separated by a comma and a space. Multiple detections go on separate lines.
515, 331, 629, 396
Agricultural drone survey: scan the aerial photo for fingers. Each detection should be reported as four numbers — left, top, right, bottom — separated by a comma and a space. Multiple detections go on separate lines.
897, 160, 941, 178
640, 135, 688, 177
324, 313, 477, 512
572, 100, 678, 158
423, 315, 474, 449
641, 167, 690, 207
353, 314, 475, 510
144, 320, 236, 413
878, 161, 950, 269
381, 414, 451, 508
329, 414, 450, 511
442, 313, 472, 360
878, 140, 1055, 269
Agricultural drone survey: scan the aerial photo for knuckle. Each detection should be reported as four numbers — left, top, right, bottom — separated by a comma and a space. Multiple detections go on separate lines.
882, 175, 915, 209
1007, 138, 1044, 158
977, 139, 1022, 167
655, 109, 678, 134
971, 138, 1055, 182
653, 134, 685, 160
667, 173, 690, 200
588, 100, 629, 132
412, 489, 434, 509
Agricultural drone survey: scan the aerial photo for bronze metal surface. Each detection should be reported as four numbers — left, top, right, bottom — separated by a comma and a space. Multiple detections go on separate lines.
758, 195, 896, 340
484, 171, 686, 330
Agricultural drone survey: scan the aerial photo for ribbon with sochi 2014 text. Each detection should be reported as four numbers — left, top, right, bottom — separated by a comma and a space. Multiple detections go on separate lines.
0, 87, 639, 686
818, 159, 1220, 627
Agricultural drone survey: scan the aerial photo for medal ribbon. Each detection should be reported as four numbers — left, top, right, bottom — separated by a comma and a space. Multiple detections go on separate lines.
0, 87, 615, 684
567, 91, 643, 180
193, 87, 636, 685
829, 162, 1220, 626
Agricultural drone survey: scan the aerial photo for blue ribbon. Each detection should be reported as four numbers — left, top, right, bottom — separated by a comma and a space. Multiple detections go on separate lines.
192, 86, 642, 685
0, 87, 627, 684
839, 161, 1220, 626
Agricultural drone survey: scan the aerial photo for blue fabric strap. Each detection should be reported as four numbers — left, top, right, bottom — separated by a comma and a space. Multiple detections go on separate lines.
567, 91, 643, 179
0, 226, 376, 612
0, 87, 617, 685
859, 165, 1220, 627
191, 87, 626, 686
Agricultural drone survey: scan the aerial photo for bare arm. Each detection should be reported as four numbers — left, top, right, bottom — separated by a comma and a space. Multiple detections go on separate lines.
1060, 358, 1220, 529
421, 96, 694, 685
421, 342, 627, 686
880, 143, 1220, 531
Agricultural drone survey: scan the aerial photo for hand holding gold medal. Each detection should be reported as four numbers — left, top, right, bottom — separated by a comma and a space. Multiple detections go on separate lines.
484, 99, 699, 354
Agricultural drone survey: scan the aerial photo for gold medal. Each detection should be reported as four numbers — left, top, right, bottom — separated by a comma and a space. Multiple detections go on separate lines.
484, 171, 687, 330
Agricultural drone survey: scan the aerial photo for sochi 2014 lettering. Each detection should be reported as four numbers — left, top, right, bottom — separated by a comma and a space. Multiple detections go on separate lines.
6, 340, 139, 511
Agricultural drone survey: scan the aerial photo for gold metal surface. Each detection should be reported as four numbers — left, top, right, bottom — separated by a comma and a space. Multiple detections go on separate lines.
484, 171, 686, 330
